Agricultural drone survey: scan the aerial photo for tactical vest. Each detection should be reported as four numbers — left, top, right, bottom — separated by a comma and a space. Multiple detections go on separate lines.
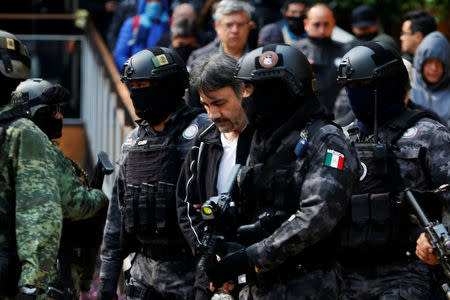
0, 111, 27, 297
341, 108, 441, 261
121, 113, 198, 246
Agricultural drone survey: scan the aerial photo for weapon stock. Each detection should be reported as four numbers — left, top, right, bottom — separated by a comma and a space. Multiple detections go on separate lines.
404, 185, 450, 299
90, 151, 114, 189
197, 164, 241, 272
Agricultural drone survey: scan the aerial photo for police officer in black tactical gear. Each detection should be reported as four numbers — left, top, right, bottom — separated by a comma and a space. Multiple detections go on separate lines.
200, 44, 360, 299
98, 47, 211, 300
337, 41, 450, 300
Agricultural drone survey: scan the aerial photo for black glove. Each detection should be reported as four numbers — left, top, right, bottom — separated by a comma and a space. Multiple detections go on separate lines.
41, 84, 70, 105
209, 248, 251, 288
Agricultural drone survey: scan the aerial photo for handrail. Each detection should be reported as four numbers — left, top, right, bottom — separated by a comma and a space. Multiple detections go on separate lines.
84, 18, 137, 125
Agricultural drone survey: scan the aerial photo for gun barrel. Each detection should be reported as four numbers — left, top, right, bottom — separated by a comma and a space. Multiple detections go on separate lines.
405, 189, 430, 227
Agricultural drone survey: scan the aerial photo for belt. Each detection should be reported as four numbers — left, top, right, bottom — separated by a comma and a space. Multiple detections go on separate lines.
141, 245, 193, 261
124, 284, 180, 300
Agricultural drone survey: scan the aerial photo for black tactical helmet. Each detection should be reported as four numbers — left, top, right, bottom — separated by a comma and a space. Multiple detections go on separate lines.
11, 78, 69, 117
234, 44, 315, 97
337, 41, 410, 92
120, 47, 189, 89
0, 30, 31, 80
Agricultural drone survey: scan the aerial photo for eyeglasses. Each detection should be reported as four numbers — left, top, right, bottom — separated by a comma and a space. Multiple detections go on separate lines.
400, 31, 413, 36
220, 22, 249, 31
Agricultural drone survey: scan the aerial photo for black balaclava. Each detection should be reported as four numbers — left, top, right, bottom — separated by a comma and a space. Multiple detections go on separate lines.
346, 77, 406, 135
32, 106, 63, 139
356, 31, 378, 42
242, 79, 300, 133
130, 77, 184, 125
286, 15, 306, 36
1, 75, 21, 107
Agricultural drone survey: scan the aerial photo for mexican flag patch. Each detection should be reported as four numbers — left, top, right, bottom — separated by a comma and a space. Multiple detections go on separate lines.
324, 149, 344, 170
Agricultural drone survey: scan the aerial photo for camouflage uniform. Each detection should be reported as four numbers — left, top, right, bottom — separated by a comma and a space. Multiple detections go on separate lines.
236, 120, 360, 300
0, 104, 62, 295
0, 102, 108, 297
99, 105, 210, 299
340, 116, 450, 300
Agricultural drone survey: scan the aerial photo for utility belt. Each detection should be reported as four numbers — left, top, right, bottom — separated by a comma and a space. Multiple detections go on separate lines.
140, 244, 193, 261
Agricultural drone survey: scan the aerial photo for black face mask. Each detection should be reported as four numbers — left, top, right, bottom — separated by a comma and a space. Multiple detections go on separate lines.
356, 31, 378, 42
173, 45, 197, 63
286, 15, 305, 36
1, 76, 21, 107
309, 37, 332, 46
130, 86, 181, 125
32, 107, 63, 140
242, 81, 299, 132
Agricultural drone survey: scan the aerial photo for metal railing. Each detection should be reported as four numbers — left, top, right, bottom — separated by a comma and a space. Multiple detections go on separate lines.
80, 18, 136, 197
3, 14, 137, 198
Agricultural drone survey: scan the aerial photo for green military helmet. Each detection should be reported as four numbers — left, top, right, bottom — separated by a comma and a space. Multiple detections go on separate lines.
0, 30, 31, 79
11, 78, 69, 117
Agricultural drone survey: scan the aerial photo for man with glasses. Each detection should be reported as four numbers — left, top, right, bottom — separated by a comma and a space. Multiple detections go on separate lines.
400, 10, 436, 63
185, 0, 254, 108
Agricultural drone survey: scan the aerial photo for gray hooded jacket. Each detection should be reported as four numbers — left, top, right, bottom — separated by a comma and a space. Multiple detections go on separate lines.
411, 31, 450, 127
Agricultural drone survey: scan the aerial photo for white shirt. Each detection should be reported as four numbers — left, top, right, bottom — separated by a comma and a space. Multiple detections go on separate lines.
216, 133, 238, 194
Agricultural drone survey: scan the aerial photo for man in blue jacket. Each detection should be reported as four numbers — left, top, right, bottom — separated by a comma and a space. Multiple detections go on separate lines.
113, 0, 170, 70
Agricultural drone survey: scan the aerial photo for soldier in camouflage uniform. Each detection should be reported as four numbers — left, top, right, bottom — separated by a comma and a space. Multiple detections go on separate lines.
184, 44, 360, 299
0, 29, 55, 299
10, 78, 109, 299
0, 31, 108, 299
98, 47, 210, 300
336, 41, 450, 299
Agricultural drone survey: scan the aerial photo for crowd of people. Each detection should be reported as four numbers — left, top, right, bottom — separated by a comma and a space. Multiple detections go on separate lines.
0, 0, 449, 300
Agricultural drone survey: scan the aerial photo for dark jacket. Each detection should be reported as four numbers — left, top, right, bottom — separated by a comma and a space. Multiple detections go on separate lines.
292, 37, 351, 112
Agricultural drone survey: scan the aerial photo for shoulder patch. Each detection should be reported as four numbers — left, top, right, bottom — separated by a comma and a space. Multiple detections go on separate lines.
402, 127, 418, 139
124, 138, 134, 146
183, 124, 199, 140
324, 149, 344, 170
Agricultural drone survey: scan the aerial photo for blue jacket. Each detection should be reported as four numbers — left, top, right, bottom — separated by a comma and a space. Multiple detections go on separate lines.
113, 0, 170, 70
411, 31, 450, 128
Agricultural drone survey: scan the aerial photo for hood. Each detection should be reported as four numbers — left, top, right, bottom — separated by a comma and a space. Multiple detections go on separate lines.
138, 0, 169, 14
413, 31, 450, 91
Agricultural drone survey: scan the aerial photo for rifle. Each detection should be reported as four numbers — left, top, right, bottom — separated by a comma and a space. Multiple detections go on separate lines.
49, 151, 114, 299
197, 164, 241, 272
90, 151, 114, 189
404, 184, 450, 300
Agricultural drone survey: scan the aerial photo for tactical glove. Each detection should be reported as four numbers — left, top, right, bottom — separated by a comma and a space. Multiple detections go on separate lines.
209, 248, 251, 288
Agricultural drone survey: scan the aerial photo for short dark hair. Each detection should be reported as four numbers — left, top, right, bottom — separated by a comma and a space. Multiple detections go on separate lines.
170, 18, 198, 40
281, 0, 311, 13
405, 10, 436, 37
190, 53, 243, 97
